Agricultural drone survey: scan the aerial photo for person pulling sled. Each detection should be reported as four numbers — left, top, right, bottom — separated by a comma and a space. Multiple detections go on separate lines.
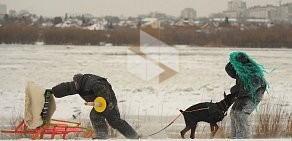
50, 73, 139, 139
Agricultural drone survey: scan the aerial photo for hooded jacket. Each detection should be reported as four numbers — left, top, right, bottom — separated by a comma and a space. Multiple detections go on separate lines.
225, 52, 267, 101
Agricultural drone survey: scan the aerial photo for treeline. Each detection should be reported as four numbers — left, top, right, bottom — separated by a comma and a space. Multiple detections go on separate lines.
0, 24, 39, 44
43, 27, 107, 45
0, 23, 292, 48
43, 27, 139, 45
160, 25, 292, 48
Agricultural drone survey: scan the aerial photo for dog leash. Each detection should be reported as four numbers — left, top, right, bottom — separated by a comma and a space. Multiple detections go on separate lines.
146, 113, 182, 137
146, 107, 209, 137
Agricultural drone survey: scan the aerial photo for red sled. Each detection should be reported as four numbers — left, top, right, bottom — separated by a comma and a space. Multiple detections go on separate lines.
1, 82, 94, 139
1, 119, 93, 140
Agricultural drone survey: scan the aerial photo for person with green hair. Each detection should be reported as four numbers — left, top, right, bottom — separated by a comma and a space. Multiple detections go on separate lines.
225, 51, 267, 138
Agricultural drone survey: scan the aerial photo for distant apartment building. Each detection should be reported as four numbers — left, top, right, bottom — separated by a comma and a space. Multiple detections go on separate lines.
286, 3, 292, 22
211, 0, 292, 23
280, 3, 292, 22
0, 4, 7, 20
271, 3, 292, 23
224, 0, 247, 18
223, 11, 238, 18
227, 0, 247, 11
248, 5, 277, 19
180, 8, 197, 20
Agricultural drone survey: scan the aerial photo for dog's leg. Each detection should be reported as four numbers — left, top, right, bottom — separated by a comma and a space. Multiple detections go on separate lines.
190, 123, 197, 139
180, 126, 190, 139
190, 127, 196, 139
213, 123, 219, 135
210, 123, 215, 138
210, 123, 215, 132
210, 123, 219, 138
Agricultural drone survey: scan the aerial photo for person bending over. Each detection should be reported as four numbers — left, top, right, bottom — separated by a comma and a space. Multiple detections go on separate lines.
51, 73, 139, 139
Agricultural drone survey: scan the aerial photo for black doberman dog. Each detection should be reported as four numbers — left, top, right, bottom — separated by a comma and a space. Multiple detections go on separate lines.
180, 92, 237, 139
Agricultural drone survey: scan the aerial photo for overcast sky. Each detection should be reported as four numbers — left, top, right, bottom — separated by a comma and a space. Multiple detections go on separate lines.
1, 0, 292, 17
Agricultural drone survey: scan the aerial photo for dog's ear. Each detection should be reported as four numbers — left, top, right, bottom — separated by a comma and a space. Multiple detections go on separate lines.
224, 91, 227, 98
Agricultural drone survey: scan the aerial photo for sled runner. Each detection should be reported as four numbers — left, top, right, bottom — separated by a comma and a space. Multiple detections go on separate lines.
1, 82, 93, 140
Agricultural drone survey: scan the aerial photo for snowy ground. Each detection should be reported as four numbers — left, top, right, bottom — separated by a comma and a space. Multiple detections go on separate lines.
0, 44, 291, 140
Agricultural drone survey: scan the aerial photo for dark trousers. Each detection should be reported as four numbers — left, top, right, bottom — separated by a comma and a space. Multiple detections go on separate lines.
90, 105, 138, 139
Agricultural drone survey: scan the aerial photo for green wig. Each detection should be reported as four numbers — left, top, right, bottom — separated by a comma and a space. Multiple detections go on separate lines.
229, 51, 269, 104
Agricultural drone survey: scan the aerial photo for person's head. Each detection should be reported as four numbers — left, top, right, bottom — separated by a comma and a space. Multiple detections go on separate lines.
225, 52, 251, 79
228, 51, 263, 78
73, 73, 83, 91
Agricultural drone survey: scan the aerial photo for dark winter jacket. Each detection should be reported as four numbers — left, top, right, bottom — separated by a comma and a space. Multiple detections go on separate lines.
52, 74, 117, 113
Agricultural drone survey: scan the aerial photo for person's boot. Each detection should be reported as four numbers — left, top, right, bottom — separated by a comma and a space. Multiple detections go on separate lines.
92, 132, 109, 140
115, 121, 139, 139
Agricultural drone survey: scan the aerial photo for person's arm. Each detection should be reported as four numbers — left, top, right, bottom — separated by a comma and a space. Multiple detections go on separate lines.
52, 82, 78, 98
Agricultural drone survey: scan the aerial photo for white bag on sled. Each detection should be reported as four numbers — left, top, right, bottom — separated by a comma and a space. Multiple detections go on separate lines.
24, 81, 56, 129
